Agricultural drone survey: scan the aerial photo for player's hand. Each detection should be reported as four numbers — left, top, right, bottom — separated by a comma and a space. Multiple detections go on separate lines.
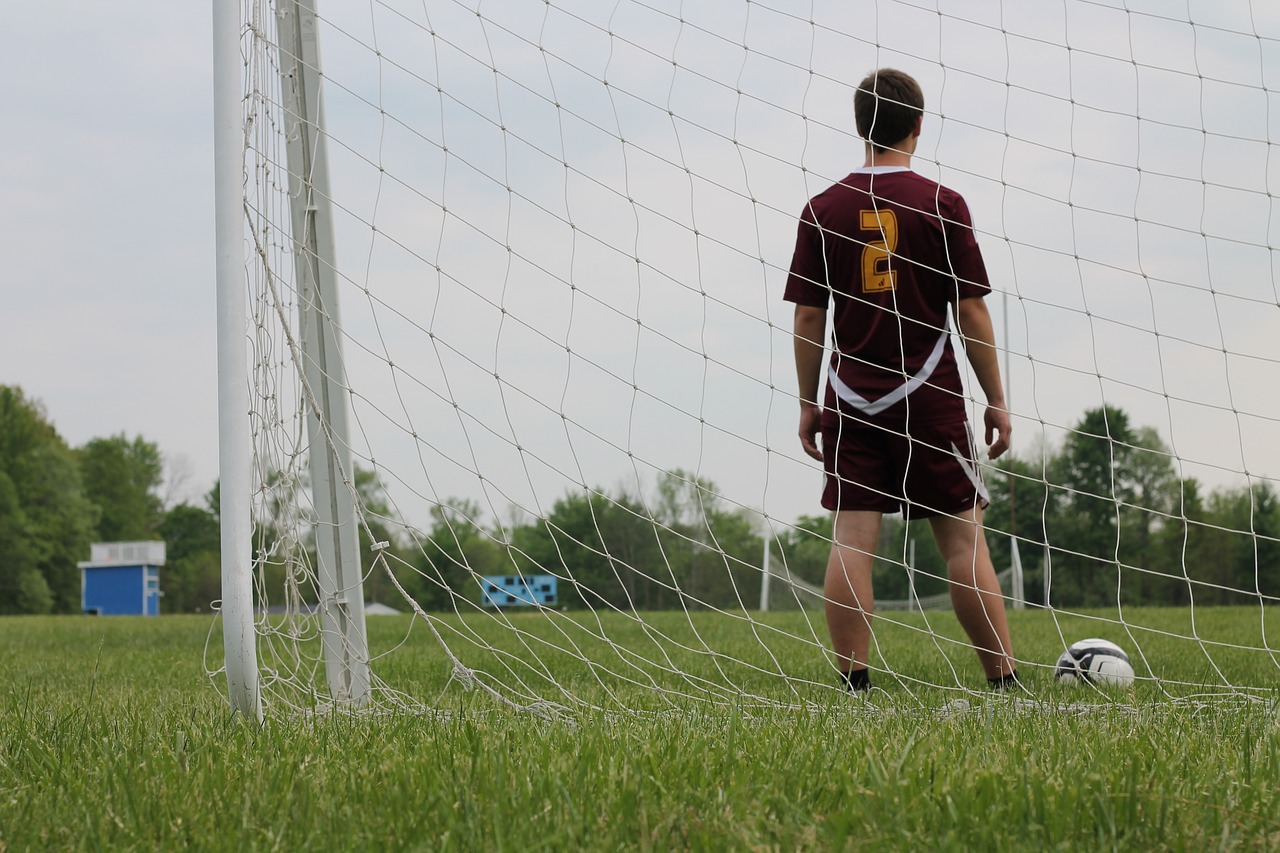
798, 403, 823, 461
984, 404, 1012, 460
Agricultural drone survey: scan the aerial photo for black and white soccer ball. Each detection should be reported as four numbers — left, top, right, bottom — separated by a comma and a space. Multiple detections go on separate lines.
1054, 638, 1135, 687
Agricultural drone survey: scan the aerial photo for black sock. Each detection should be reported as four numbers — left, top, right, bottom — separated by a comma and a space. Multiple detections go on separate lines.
987, 671, 1020, 689
841, 668, 871, 692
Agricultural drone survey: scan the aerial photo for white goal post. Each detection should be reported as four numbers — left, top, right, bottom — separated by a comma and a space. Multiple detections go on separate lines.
212, 0, 260, 721
272, 0, 372, 708
214, 0, 1280, 716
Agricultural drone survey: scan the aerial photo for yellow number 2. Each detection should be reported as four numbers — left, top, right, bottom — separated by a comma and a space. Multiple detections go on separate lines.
859, 208, 899, 293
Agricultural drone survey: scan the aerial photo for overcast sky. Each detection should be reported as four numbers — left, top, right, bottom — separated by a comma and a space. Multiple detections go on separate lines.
4, 0, 1279, 531
1, 2, 217, 505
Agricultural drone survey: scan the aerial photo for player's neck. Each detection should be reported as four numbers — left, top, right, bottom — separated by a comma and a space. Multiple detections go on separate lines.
863, 143, 913, 169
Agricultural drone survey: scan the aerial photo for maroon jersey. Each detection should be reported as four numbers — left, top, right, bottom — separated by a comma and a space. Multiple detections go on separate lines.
784, 167, 990, 424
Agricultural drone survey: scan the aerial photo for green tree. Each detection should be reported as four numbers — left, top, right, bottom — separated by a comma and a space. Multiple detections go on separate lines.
984, 453, 1050, 605
1192, 482, 1280, 605
411, 499, 507, 611
1047, 406, 1133, 607
1247, 482, 1280, 599
0, 471, 51, 615
697, 497, 764, 611
648, 470, 762, 611
771, 513, 830, 589
246, 469, 316, 606
0, 386, 97, 612
1145, 477, 1214, 606
497, 471, 763, 613
77, 433, 164, 541
353, 467, 409, 607
1117, 426, 1179, 579
507, 487, 662, 610
157, 501, 221, 613
204, 474, 315, 611
1045, 406, 1179, 606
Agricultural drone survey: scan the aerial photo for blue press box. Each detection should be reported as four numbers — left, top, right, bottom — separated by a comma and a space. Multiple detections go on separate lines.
482, 574, 558, 607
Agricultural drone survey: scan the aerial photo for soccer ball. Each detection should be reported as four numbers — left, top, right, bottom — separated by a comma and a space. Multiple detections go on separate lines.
1054, 638, 1136, 688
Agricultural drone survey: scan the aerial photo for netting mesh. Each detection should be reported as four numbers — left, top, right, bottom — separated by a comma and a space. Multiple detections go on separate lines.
214, 0, 1280, 715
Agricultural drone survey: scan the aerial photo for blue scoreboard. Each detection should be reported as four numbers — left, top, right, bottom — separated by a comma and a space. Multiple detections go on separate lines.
482, 574, 558, 608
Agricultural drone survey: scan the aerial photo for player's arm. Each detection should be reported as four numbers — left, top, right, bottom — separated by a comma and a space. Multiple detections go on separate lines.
955, 296, 1011, 459
793, 303, 827, 461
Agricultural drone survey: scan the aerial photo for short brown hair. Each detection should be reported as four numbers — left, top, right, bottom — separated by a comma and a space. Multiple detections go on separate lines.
854, 69, 924, 151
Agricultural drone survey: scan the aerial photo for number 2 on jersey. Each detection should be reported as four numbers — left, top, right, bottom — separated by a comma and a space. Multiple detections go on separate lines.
859, 208, 898, 293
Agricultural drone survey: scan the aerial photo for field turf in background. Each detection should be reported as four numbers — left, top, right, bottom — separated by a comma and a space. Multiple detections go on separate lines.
1, 611, 1277, 850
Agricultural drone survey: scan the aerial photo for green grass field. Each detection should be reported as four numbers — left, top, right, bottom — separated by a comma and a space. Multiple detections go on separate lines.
2, 610, 1278, 851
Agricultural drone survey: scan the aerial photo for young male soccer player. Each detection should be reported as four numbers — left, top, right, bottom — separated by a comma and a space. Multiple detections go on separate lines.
784, 68, 1018, 692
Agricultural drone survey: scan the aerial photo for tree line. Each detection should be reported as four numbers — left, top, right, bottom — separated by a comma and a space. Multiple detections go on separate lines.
0, 386, 222, 614
394, 405, 1280, 612
983, 405, 1280, 608
2, 383, 1277, 615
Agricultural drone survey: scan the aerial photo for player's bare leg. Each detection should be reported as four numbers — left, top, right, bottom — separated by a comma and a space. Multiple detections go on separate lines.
930, 506, 1016, 680
824, 510, 882, 682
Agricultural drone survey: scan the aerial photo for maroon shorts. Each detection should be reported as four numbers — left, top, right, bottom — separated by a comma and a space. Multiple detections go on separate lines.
820, 415, 989, 519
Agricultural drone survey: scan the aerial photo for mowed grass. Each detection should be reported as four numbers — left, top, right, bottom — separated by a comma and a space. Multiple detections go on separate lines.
1, 609, 1279, 851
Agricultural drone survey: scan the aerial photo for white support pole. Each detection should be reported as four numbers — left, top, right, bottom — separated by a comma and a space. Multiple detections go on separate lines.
1010, 535, 1025, 610
213, 0, 262, 722
759, 535, 771, 612
277, 0, 370, 705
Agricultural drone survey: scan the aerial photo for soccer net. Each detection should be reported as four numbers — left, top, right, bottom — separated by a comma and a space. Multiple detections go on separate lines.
214, 0, 1280, 716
